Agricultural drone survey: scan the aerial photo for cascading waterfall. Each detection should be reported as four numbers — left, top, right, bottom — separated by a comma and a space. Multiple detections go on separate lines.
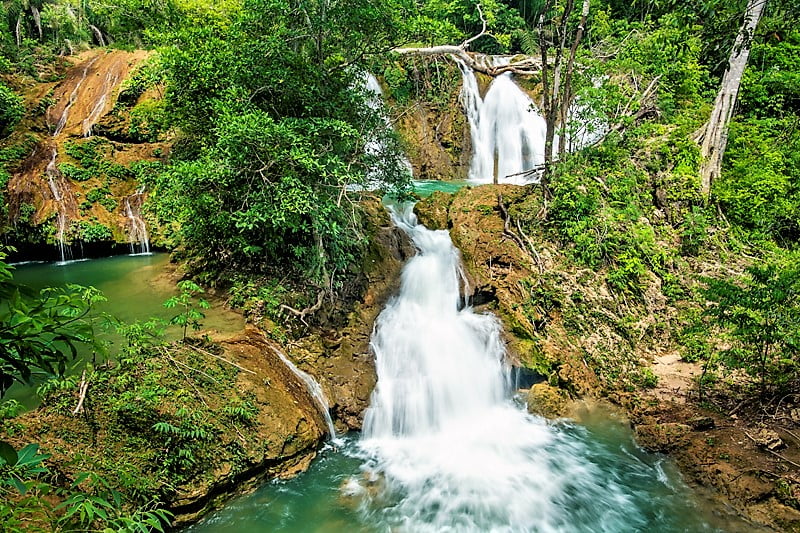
273, 348, 337, 440
45, 149, 70, 263
457, 60, 547, 186
83, 68, 119, 137
53, 56, 98, 136
352, 203, 655, 532
124, 186, 151, 255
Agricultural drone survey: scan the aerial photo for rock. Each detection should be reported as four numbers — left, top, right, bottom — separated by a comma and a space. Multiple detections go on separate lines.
527, 383, 569, 418
415, 191, 453, 230
688, 416, 716, 431
751, 429, 786, 451
634, 423, 691, 452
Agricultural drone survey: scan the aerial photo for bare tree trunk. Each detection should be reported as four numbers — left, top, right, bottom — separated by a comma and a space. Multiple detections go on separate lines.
558, 0, 590, 156
698, 0, 766, 197
15, 14, 22, 47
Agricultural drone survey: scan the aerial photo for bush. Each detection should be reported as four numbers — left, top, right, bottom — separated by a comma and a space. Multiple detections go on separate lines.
0, 82, 23, 138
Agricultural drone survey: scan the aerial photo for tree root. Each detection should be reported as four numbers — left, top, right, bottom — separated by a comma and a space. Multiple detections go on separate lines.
280, 289, 326, 327
497, 193, 544, 273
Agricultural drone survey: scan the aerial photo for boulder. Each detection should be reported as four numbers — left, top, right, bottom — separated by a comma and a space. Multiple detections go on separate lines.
527, 383, 569, 418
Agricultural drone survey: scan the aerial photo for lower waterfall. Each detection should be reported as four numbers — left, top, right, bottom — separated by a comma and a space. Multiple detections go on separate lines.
353, 204, 675, 531
186, 199, 731, 533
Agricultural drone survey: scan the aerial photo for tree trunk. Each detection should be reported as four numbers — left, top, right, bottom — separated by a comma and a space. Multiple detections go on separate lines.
698, 0, 766, 197
558, 0, 590, 156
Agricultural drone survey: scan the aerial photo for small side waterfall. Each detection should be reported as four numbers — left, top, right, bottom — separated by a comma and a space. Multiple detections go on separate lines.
83, 68, 120, 137
89, 25, 106, 47
457, 61, 547, 185
273, 348, 337, 440
53, 56, 98, 136
45, 149, 70, 263
124, 186, 151, 255
354, 203, 644, 531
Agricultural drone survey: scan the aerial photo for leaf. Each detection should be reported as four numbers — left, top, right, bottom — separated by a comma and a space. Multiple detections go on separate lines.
0, 439, 17, 466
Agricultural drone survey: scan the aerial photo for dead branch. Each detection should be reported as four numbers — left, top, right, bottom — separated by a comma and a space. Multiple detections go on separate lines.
186, 344, 257, 375
515, 219, 545, 274
72, 370, 89, 416
461, 2, 488, 49
392, 2, 542, 77
744, 431, 800, 469
161, 346, 220, 385
497, 193, 544, 273
280, 289, 326, 326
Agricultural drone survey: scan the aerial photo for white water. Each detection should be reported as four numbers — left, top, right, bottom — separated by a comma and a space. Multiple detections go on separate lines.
83, 68, 119, 136
53, 56, 98, 136
354, 204, 648, 532
458, 61, 547, 186
45, 149, 70, 263
273, 348, 337, 440
124, 186, 151, 255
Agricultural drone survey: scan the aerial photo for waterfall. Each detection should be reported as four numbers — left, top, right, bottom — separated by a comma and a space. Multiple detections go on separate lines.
124, 186, 151, 255
83, 68, 120, 137
53, 56, 98, 136
273, 348, 337, 440
457, 61, 547, 186
31, 6, 42, 40
45, 149, 69, 263
354, 203, 642, 531
89, 25, 106, 47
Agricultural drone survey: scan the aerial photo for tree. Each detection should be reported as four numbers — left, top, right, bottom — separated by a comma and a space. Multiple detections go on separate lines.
532, 0, 591, 191
0, 249, 105, 397
697, 0, 767, 197
153, 0, 412, 293
703, 262, 800, 395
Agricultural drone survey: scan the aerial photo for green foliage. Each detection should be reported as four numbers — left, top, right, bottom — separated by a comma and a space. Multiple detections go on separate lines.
84, 187, 117, 212
739, 27, 800, 118
77, 220, 113, 242
716, 117, 800, 244
58, 162, 93, 182
703, 261, 800, 394
153, 0, 412, 284
228, 276, 287, 320
153, 406, 216, 475
163, 280, 209, 341
0, 82, 23, 138
0, 249, 106, 397
0, 441, 172, 532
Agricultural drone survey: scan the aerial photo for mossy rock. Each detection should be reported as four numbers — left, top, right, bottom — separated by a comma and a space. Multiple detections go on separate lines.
526, 383, 569, 418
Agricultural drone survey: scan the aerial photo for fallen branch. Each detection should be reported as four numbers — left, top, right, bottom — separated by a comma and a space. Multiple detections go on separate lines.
497, 193, 544, 273
280, 289, 325, 326
72, 370, 89, 416
161, 346, 220, 385
392, 3, 541, 77
186, 343, 256, 375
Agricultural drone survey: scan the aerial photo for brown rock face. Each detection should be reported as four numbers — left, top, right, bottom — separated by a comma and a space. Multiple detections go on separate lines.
288, 199, 414, 430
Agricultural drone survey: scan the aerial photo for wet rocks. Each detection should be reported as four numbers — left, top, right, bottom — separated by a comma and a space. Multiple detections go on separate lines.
526, 383, 569, 418
634, 423, 691, 452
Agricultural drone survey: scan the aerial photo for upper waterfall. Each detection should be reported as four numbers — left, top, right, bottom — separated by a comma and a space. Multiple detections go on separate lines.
458, 60, 547, 185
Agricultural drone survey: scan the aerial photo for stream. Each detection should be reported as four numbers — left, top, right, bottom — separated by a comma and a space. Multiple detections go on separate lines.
187, 202, 747, 532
